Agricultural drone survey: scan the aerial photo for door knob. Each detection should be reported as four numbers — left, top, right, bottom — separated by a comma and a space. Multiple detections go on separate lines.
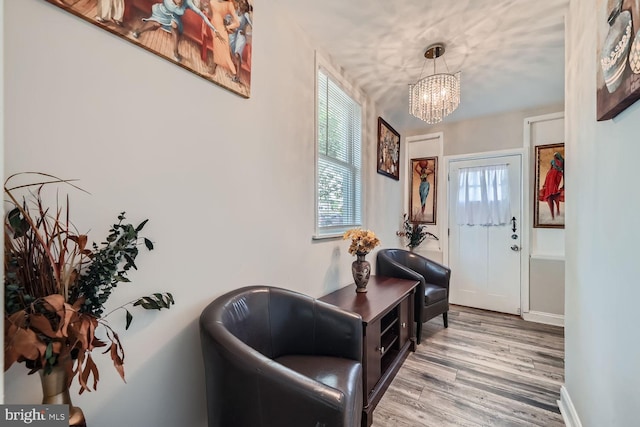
510, 245, 520, 252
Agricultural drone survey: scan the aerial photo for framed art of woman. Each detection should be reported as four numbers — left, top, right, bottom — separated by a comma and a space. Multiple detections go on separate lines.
409, 157, 438, 224
534, 143, 565, 228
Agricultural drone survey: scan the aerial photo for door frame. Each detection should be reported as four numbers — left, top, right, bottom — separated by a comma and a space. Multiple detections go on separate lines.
445, 148, 530, 317
403, 132, 445, 257
523, 111, 564, 323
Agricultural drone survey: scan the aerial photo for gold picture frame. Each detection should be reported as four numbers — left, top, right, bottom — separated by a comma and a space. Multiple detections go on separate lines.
409, 157, 437, 225
534, 143, 565, 228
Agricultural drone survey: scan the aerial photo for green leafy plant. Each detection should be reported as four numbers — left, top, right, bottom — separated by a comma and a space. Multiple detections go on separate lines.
4, 172, 174, 393
397, 214, 439, 249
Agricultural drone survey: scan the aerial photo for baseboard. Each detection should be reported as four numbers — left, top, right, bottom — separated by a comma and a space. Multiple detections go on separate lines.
558, 385, 583, 427
522, 310, 564, 327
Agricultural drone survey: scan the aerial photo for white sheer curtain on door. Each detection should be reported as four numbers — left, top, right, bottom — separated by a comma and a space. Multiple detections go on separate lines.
456, 164, 511, 225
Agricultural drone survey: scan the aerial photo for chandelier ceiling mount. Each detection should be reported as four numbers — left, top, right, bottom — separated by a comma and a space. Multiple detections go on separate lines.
424, 43, 445, 60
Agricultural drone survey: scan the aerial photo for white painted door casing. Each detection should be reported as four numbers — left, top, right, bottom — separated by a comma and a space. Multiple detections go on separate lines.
448, 154, 523, 315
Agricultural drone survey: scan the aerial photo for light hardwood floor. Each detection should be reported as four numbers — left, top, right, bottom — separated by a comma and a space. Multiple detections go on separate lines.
373, 305, 565, 427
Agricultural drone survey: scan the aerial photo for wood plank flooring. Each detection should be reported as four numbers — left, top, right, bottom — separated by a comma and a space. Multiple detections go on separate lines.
373, 305, 565, 427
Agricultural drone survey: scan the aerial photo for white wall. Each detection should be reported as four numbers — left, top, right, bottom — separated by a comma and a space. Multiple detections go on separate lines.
2, 1, 401, 425
565, 0, 640, 425
529, 257, 564, 315
404, 104, 564, 156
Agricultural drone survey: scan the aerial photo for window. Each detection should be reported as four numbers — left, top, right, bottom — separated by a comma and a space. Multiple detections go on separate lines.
315, 67, 363, 237
456, 164, 510, 226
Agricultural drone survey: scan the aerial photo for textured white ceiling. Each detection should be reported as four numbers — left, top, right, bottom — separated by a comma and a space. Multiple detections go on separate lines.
277, 0, 569, 131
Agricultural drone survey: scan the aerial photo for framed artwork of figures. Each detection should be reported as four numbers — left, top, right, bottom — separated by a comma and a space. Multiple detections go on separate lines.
44, 0, 254, 98
597, 0, 640, 120
377, 117, 400, 180
534, 143, 565, 228
409, 157, 437, 224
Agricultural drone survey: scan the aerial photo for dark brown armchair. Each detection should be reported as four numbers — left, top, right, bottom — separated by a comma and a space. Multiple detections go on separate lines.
376, 249, 451, 344
199, 286, 363, 427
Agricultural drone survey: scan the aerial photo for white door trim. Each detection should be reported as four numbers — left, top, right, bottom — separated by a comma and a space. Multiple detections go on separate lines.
522, 111, 564, 314
404, 132, 445, 255
445, 148, 529, 316
404, 132, 444, 211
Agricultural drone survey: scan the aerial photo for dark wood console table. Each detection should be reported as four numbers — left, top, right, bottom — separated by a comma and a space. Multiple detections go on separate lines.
320, 275, 418, 427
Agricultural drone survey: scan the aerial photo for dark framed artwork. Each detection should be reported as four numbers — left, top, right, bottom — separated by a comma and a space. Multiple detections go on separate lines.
44, 0, 254, 98
534, 143, 565, 228
377, 117, 400, 180
597, 0, 640, 120
409, 157, 437, 224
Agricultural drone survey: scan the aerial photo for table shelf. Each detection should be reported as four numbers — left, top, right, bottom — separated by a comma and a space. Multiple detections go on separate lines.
320, 276, 418, 427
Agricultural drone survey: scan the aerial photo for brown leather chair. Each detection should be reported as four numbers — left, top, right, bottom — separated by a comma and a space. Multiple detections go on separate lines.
199, 286, 363, 427
376, 249, 451, 344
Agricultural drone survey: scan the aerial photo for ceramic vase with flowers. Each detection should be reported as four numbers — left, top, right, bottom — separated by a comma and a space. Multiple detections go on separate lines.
4, 173, 175, 425
343, 228, 380, 293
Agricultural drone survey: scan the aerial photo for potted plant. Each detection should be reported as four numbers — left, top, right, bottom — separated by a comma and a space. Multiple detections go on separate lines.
4, 173, 174, 424
397, 214, 438, 250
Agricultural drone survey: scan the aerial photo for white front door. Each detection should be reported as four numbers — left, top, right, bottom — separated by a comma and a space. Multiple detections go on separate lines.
448, 154, 522, 315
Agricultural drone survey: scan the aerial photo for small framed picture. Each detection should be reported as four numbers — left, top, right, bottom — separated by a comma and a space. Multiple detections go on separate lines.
534, 143, 565, 228
377, 117, 400, 180
409, 157, 437, 224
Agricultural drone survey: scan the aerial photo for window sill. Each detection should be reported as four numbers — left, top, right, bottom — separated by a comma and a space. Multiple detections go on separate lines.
312, 233, 344, 241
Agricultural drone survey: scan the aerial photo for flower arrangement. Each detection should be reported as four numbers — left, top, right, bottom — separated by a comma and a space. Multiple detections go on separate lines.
4, 173, 174, 394
343, 228, 380, 255
397, 214, 439, 249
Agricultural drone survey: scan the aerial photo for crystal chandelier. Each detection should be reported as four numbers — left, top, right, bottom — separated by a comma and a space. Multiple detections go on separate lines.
409, 43, 461, 124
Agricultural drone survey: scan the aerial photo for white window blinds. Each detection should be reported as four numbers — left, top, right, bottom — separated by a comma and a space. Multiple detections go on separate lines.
316, 68, 362, 236
456, 164, 510, 226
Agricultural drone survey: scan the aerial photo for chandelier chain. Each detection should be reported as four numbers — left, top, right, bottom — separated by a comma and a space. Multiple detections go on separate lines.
442, 55, 451, 74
